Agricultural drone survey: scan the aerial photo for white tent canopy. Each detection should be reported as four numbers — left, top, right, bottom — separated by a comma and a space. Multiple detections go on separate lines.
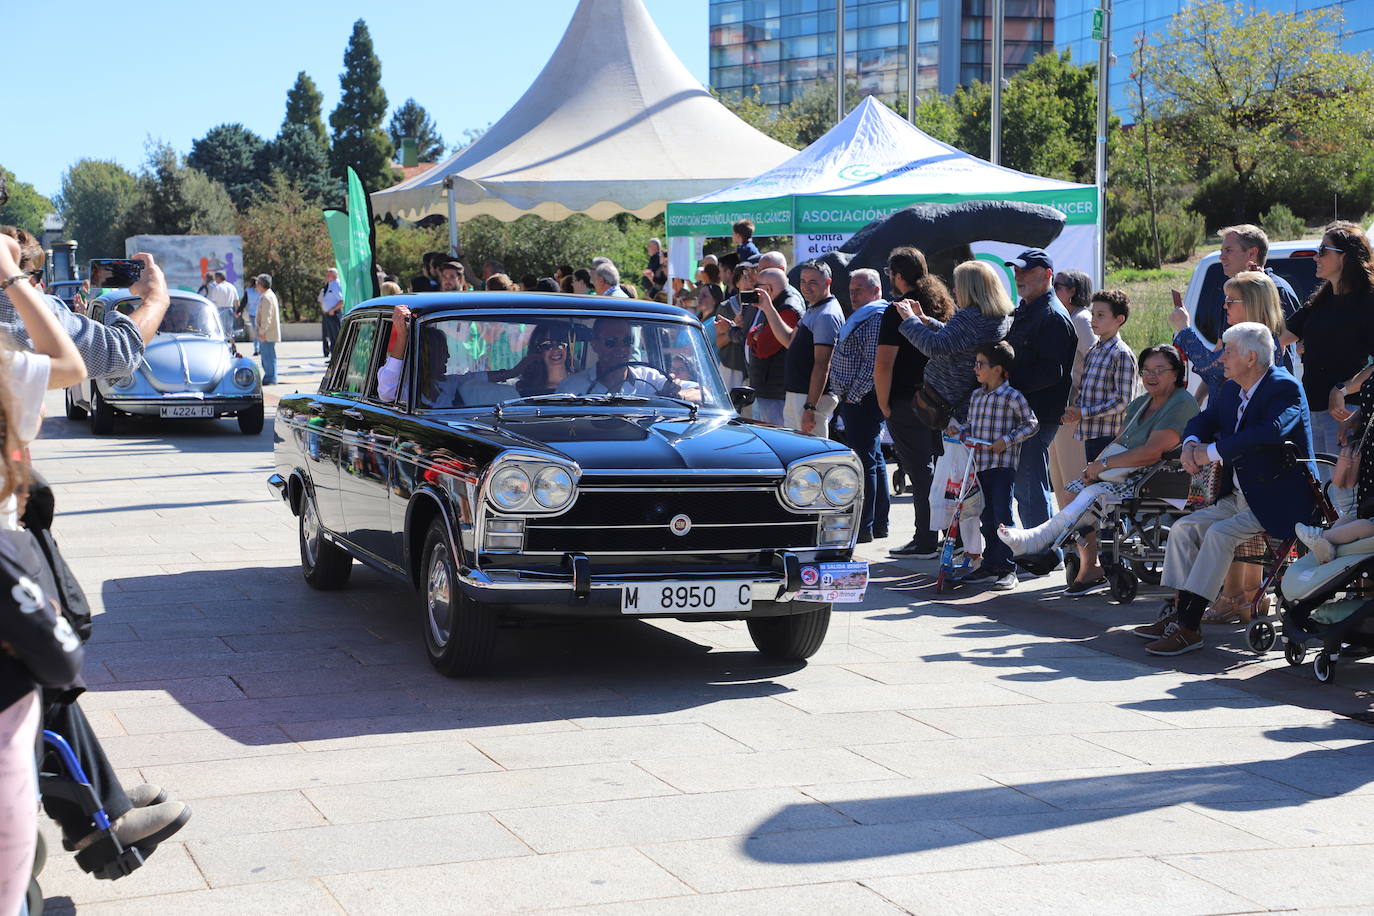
370, 0, 796, 228
666, 96, 1101, 284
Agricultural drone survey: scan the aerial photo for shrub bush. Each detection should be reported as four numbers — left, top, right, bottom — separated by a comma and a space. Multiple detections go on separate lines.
1259, 203, 1307, 242
1107, 205, 1205, 269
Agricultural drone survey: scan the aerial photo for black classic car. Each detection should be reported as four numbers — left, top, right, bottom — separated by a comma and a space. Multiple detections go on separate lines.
269, 293, 864, 675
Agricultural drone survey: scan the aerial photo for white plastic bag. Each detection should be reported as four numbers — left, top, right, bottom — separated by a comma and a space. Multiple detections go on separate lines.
929, 441, 983, 533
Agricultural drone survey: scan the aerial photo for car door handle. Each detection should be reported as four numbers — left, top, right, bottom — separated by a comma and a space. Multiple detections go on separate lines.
341, 408, 365, 420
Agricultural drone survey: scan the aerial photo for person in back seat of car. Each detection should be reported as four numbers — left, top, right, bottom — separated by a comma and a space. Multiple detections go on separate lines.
376, 305, 518, 406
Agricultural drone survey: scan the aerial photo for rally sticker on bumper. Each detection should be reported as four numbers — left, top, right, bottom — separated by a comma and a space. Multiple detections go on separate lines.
797, 561, 869, 603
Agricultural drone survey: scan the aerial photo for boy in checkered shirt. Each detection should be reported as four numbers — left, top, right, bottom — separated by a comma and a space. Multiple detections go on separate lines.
1062, 289, 1136, 463
949, 340, 1039, 590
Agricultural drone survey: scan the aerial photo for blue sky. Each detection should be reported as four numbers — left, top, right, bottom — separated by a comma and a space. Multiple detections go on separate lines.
4, 0, 707, 201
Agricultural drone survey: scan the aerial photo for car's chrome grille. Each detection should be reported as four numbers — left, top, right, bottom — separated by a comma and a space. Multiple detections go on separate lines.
520, 485, 820, 554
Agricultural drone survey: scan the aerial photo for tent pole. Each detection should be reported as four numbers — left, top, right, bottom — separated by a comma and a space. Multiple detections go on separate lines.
906, 0, 918, 122
990, 0, 1004, 165
1095, 0, 1112, 286
836, 0, 845, 124
445, 176, 460, 258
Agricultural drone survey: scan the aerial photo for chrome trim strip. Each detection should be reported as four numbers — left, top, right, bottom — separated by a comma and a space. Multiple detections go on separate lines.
524, 520, 815, 530
502, 548, 829, 557
459, 567, 788, 601
575, 485, 779, 493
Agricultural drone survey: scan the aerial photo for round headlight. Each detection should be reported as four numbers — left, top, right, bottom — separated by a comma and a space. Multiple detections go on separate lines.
532, 466, 573, 509
785, 465, 823, 507
233, 367, 256, 388
823, 465, 861, 506
489, 466, 531, 510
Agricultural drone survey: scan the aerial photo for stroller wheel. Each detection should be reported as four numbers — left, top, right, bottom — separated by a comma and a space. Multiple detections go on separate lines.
1109, 567, 1138, 603
1313, 651, 1337, 683
1063, 553, 1081, 589
1283, 640, 1306, 667
1246, 618, 1277, 654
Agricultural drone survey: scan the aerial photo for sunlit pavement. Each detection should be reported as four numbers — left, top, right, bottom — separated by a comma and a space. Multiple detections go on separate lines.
31, 342, 1374, 913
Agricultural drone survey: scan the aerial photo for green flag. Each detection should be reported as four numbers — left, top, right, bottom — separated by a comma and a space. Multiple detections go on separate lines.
322, 167, 379, 314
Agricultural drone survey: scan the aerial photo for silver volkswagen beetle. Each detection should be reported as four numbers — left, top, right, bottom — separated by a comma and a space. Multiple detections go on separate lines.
64, 290, 265, 435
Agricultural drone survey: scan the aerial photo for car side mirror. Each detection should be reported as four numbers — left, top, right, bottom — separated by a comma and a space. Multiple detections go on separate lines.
729, 387, 756, 411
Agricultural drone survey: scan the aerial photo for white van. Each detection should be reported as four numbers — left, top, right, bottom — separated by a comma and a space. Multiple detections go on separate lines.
1183, 239, 1322, 344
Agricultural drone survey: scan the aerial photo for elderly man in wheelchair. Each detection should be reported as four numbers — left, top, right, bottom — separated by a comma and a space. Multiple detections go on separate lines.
1132, 322, 1320, 656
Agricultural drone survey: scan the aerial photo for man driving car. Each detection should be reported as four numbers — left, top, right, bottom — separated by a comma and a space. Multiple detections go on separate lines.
558, 318, 680, 398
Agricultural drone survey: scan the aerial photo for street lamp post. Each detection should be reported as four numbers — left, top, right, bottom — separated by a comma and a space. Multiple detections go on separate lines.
1094, 0, 1113, 286
990, 0, 1005, 165
907, 0, 918, 123
836, 0, 846, 124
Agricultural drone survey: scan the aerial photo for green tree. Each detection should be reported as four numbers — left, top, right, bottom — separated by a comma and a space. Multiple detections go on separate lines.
1147, 2, 1374, 222
0, 166, 54, 236
460, 212, 665, 287
284, 71, 328, 147
388, 99, 445, 161
56, 159, 139, 259
123, 141, 236, 238
329, 19, 396, 193
260, 124, 337, 206
237, 173, 334, 321
187, 123, 267, 209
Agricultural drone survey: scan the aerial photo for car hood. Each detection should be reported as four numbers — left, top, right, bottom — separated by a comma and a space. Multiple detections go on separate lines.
141, 335, 232, 392
462, 413, 839, 473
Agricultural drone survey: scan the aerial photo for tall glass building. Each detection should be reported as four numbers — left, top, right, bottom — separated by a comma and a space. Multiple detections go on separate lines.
1057, 0, 1374, 116
709, 0, 1056, 108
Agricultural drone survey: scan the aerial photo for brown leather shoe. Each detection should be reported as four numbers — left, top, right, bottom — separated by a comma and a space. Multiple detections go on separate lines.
1132, 612, 1177, 639
1144, 622, 1204, 656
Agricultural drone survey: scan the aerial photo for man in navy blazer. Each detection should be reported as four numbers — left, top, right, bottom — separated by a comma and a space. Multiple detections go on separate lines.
1136, 322, 1316, 656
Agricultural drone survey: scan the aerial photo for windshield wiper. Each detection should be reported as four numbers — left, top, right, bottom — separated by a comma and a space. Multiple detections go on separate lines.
493, 392, 650, 418
654, 395, 700, 419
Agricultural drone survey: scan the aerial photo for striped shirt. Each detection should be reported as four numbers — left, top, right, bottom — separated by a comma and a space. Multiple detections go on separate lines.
962, 380, 1039, 472
1075, 335, 1137, 440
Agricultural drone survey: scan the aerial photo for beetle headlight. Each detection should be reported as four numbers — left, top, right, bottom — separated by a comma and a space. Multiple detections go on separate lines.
489, 466, 531, 510
784, 465, 823, 507
233, 367, 256, 388
822, 465, 860, 506
533, 466, 573, 509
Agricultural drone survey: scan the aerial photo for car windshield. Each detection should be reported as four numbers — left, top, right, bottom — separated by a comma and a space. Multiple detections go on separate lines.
411, 314, 730, 412
157, 298, 226, 338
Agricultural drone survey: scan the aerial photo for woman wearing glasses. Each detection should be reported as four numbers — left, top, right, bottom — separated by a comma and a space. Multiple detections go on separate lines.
497, 321, 574, 397
1290, 223, 1374, 521
998, 345, 1198, 560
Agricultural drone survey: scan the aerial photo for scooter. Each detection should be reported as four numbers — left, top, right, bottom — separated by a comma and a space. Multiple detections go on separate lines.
935, 436, 989, 594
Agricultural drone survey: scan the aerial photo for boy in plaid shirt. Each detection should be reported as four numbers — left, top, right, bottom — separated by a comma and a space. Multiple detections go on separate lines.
1062, 290, 1136, 462
949, 340, 1039, 590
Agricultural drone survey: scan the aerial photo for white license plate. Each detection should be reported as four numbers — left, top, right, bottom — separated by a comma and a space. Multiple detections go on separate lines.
160, 405, 217, 418
622, 581, 753, 614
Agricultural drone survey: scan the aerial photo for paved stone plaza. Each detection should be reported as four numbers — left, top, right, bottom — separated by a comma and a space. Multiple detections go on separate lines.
31, 342, 1374, 914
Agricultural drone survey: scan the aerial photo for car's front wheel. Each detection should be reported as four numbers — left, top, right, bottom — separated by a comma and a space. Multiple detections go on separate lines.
64, 388, 87, 420
238, 403, 265, 435
89, 391, 115, 435
747, 603, 831, 660
419, 518, 497, 677
299, 487, 351, 589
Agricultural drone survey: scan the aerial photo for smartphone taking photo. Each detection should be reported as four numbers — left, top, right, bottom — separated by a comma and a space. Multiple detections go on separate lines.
90, 259, 143, 289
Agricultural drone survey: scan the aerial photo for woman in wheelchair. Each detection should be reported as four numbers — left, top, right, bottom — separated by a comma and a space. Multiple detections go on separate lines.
998, 345, 1199, 581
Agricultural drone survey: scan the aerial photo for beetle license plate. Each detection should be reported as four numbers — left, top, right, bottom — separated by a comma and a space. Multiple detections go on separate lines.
160, 406, 216, 418
622, 581, 753, 614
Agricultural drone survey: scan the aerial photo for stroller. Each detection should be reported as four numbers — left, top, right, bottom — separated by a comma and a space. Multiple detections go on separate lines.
1275, 538, 1374, 683
1016, 452, 1194, 603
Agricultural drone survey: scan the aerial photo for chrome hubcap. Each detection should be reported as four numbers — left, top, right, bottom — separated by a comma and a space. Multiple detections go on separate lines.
427, 547, 453, 648
301, 497, 320, 567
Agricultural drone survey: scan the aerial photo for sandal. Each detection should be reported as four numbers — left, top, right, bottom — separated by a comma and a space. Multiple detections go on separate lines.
1200, 594, 1246, 625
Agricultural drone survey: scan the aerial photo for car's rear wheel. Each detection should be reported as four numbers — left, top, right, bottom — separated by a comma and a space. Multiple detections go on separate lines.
89, 391, 115, 435
238, 403, 265, 435
64, 387, 87, 420
747, 603, 831, 660
299, 487, 351, 589
420, 518, 497, 677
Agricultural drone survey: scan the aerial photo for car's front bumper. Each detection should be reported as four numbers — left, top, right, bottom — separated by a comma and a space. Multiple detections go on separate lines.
453, 551, 819, 618
105, 395, 261, 416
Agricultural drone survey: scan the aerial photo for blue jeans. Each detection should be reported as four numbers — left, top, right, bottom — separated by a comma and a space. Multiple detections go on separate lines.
978, 466, 1016, 574
1015, 420, 1061, 559
753, 397, 785, 426
260, 341, 277, 385
1310, 409, 1356, 517
840, 392, 891, 536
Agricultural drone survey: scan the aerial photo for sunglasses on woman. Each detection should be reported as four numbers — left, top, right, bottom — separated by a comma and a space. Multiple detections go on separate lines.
534, 340, 570, 352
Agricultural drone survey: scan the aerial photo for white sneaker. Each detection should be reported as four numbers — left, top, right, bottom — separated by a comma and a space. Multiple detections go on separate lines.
1295, 523, 1334, 564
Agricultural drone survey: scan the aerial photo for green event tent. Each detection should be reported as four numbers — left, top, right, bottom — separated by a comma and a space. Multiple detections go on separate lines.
665, 96, 1100, 285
